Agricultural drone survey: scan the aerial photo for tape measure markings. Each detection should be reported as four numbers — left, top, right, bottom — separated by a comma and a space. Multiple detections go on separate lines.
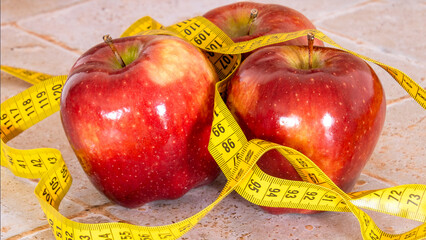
1, 15, 426, 240
1, 75, 66, 143
225, 137, 424, 227
354, 185, 426, 222
0, 65, 53, 85
120, 16, 164, 38
208, 86, 248, 179
230, 140, 349, 212
35, 156, 72, 209
1, 105, 18, 142
312, 31, 426, 110
4, 95, 33, 137
28, 130, 270, 240
168, 18, 426, 110
201, 29, 312, 55
166, 17, 241, 81
169, 18, 227, 50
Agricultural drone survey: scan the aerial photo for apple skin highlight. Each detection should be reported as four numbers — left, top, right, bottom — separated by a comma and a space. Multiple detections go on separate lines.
203, 2, 324, 46
226, 45, 386, 214
60, 35, 220, 208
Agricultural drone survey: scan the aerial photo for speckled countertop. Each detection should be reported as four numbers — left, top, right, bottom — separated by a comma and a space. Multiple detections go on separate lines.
1, 0, 425, 239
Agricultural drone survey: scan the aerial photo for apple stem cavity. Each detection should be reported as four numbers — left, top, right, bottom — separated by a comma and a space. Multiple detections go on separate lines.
307, 33, 315, 69
247, 9, 258, 35
103, 34, 126, 68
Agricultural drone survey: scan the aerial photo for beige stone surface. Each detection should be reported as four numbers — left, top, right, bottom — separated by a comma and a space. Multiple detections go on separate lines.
319, 0, 426, 62
319, 30, 426, 102
0, 168, 84, 239
0, 0, 84, 23
366, 99, 426, 185
0, 27, 79, 75
1, 1, 425, 240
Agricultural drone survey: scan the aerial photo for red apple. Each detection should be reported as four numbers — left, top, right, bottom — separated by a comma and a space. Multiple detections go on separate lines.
60, 35, 220, 208
203, 2, 323, 50
226, 45, 386, 214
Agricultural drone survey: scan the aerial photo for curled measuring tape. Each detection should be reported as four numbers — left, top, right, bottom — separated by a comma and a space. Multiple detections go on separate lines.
1, 15, 426, 240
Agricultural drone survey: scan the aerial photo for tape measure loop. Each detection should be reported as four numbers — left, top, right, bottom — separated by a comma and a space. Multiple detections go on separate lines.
1, 14, 425, 240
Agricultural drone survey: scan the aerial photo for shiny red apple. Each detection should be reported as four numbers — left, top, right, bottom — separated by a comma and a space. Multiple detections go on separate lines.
226, 45, 386, 214
60, 35, 220, 208
203, 2, 323, 49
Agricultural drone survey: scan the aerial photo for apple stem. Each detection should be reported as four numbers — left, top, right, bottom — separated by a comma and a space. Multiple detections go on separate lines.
307, 32, 315, 69
103, 34, 126, 68
247, 9, 258, 35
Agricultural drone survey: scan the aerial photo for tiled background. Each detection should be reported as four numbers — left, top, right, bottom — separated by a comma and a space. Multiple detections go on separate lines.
1, 0, 425, 239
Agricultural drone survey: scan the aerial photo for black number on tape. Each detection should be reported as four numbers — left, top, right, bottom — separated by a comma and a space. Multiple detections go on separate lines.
22, 99, 31, 106
138, 234, 153, 240
285, 189, 299, 198
388, 190, 402, 202
43, 188, 53, 205
48, 218, 54, 228
303, 191, 318, 200
22, 98, 35, 116
404, 231, 416, 239
244, 150, 254, 163
119, 231, 132, 240
266, 188, 280, 197
37, 75, 50, 81
296, 158, 309, 168
48, 157, 57, 164
179, 224, 191, 232
322, 194, 337, 202
183, 22, 200, 36
22, 70, 34, 76
232, 152, 240, 166
212, 123, 225, 137
206, 40, 223, 51
99, 233, 112, 239
9, 108, 22, 124
61, 165, 71, 183
369, 230, 379, 240
194, 30, 211, 45
363, 213, 370, 227
407, 194, 421, 206
31, 159, 42, 168
6, 155, 14, 166
158, 233, 172, 239
213, 110, 219, 117
37, 91, 49, 108
17, 159, 26, 169
56, 225, 62, 238
65, 231, 74, 240
222, 138, 235, 152
36, 91, 46, 98
219, 55, 234, 70
308, 173, 319, 184
248, 179, 261, 193
50, 176, 61, 194
52, 84, 62, 101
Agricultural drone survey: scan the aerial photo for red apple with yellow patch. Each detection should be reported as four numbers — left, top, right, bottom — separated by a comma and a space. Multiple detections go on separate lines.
226, 42, 386, 214
60, 35, 220, 208
203, 2, 323, 50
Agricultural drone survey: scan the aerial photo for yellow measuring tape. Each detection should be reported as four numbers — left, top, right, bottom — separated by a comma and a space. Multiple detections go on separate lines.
1, 15, 425, 240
